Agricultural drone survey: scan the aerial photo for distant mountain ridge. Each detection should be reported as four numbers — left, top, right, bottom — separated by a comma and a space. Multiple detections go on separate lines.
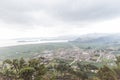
73, 33, 120, 44
13, 33, 120, 44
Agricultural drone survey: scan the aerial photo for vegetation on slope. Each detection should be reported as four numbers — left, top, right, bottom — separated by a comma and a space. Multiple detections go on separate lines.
0, 56, 120, 80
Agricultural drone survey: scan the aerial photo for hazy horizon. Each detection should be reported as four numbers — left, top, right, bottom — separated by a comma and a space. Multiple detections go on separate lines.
0, 0, 120, 39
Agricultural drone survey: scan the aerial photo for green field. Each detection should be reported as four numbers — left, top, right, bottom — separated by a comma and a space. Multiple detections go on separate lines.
0, 42, 120, 60
0, 42, 73, 60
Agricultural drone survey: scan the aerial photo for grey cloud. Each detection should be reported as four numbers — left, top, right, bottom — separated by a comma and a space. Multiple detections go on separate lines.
0, 0, 120, 27
50, 0, 120, 22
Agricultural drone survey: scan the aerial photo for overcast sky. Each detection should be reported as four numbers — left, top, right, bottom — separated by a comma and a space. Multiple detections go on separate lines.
0, 0, 120, 39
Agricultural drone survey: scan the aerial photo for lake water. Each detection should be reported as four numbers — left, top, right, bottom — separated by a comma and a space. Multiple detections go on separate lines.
0, 39, 68, 47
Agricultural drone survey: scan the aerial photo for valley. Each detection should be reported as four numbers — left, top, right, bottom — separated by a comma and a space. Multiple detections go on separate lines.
0, 33, 120, 80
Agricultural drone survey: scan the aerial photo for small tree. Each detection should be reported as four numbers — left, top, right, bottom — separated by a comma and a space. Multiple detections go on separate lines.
19, 67, 35, 80
97, 65, 117, 80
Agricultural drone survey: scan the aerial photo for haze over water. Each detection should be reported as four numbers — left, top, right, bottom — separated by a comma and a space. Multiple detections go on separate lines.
0, 39, 68, 47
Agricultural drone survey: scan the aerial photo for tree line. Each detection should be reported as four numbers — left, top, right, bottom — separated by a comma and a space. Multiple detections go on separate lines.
0, 56, 120, 80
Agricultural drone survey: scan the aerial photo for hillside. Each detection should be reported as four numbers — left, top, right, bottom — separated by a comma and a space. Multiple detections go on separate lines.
73, 33, 120, 44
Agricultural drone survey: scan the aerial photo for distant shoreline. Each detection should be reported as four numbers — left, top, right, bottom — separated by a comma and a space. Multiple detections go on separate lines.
0, 40, 68, 48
